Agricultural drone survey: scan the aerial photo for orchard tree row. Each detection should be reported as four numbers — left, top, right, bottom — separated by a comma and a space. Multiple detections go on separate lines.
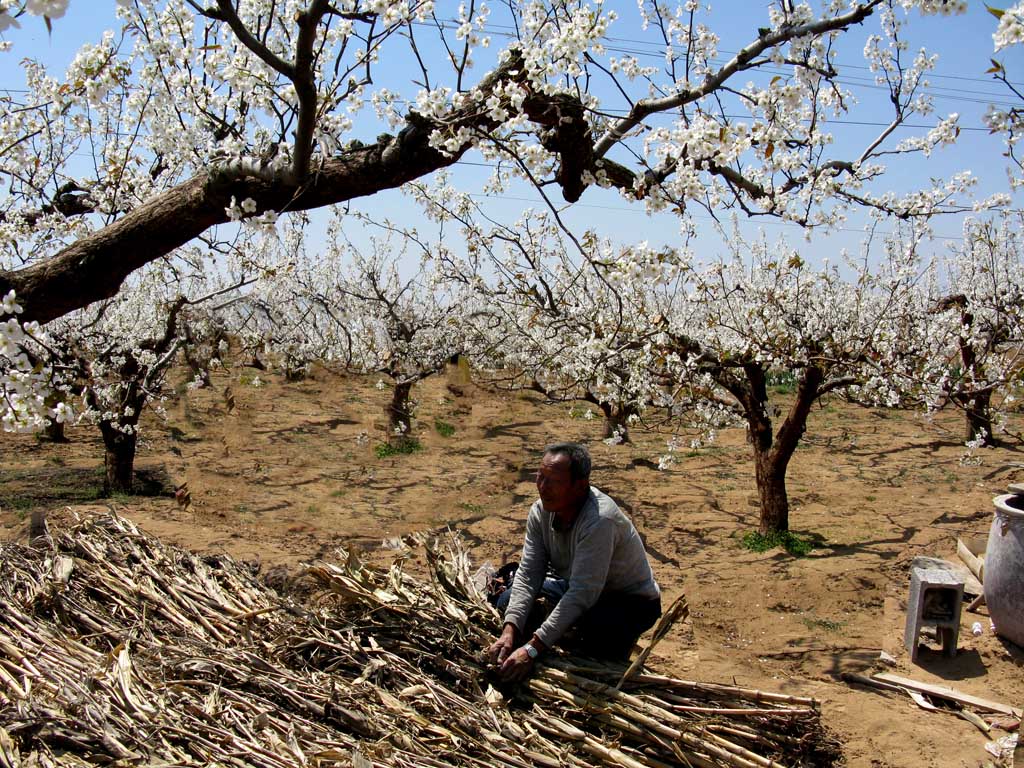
2, 0, 1024, 535
3, 205, 1022, 535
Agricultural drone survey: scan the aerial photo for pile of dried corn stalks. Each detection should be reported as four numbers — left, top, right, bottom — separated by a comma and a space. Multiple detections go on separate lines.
0, 513, 841, 767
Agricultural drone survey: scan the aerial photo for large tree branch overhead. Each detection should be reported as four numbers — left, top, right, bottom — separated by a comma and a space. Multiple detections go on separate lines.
1, 55, 531, 325
0, 0, 942, 324
2, 139, 455, 325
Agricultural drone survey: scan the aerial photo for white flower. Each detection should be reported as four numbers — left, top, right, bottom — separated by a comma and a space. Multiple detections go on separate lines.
53, 402, 74, 424
0, 12, 21, 32
2, 291, 23, 316
25, 0, 69, 19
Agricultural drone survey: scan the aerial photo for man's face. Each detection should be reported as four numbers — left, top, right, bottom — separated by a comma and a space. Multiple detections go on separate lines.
536, 452, 587, 518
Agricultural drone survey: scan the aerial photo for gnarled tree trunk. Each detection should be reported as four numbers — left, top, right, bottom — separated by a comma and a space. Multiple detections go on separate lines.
596, 401, 637, 443
40, 392, 69, 443
962, 388, 994, 445
387, 380, 414, 445
754, 449, 790, 534
742, 364, 824, 535
100, 421, 138, 494
42, 417, 68, 443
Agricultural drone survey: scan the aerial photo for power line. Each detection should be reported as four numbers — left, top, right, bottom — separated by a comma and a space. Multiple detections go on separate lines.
416, 17, 1022, 109
442, 16, 1024, 90
3, 15, 1021, 110
459, 189, 968, 242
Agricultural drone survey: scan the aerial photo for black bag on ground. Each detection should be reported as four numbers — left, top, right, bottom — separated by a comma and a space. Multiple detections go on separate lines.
486, 562, 518, 606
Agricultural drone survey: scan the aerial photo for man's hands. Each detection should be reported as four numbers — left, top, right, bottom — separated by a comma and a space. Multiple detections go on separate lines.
486, 624, 545, 682
498, 646, 534, 682
486, 623, 518, 666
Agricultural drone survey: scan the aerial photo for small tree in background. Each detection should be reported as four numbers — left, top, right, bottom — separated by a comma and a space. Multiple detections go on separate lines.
917, 215, 1024, 445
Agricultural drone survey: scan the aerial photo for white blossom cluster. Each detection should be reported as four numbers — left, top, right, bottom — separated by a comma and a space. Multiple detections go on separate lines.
994, 2, 1024, 50
412, 178, 1023, 486
0, 0, 1009, 460
908, 214, 1024, 441
217, 210, 467, 440
0, 290, 71, 433
0, 0, 71, 37
984, 3, 1024, 189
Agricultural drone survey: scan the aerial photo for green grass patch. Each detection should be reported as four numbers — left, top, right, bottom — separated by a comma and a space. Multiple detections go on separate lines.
568, 405, 595, 420
375, 438, 423, 458
801, 616, 846, 633
167, 425, 202, 443
458, 501, 485, 515
767, 370, 797, 395
1, 496, 37, 515
741, 529, 816, 557
434, 419, 456, 437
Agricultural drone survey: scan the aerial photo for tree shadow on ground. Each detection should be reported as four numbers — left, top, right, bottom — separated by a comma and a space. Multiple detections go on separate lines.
483, 421, 544, 440
252, 417, 360, 443
0, 465, 174, 511
846, 439, 964, 464
807, 513, 919, 562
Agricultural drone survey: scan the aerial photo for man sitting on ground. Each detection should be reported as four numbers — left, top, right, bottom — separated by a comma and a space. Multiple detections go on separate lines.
486, 442, 661, 681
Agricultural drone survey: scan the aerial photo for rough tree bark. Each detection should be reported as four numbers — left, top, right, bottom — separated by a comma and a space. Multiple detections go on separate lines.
740, 364, 824, 535
42, 418, 67, 443
963, 388, 995, 445
0, 53, 564, 324
933, 295, 1002, 446
387, 380, 414, 445
593, 399, 638, 443
100, 420, 139, 494
41, 389, 68, 442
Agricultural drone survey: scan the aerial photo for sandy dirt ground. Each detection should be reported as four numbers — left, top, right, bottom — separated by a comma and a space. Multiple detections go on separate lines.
2, 361, 1022, 767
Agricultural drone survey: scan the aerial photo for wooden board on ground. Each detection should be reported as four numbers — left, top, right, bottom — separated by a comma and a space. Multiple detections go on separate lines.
955, 538, 986, 586
873, 673, 1023, 718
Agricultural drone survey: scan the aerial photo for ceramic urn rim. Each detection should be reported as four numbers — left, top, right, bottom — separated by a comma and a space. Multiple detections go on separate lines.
993, 493, 1024, 519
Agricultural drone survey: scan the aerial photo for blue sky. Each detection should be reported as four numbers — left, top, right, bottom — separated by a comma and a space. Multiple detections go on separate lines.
3, 1, 1024, 272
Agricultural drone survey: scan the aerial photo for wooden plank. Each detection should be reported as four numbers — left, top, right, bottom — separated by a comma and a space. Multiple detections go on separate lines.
840, 672, 906, 693
965, 593, 986, 613
873, 673, 1022, 718
956, 538, 985, 585
960, 536, 988, 559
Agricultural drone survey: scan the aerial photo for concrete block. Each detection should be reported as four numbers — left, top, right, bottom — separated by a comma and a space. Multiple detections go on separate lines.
904, 567, 964, 663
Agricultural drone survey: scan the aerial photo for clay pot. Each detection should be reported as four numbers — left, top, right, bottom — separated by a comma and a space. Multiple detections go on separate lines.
986, 494, 1024, 647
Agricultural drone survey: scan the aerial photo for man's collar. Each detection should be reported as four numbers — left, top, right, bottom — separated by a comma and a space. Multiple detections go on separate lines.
549, 487, 592, 531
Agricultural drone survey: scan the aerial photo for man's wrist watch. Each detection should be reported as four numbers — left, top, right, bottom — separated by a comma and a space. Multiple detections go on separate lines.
523, 643, 539, 660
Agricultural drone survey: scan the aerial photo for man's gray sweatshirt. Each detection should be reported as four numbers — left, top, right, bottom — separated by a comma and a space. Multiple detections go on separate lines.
503, 487, 660, 648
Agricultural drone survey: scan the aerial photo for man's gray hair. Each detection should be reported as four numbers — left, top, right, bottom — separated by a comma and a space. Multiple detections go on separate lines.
544, 442, 592, 482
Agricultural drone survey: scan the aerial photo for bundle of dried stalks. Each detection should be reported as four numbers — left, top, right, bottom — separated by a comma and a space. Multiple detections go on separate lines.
0, 513, 842, 767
